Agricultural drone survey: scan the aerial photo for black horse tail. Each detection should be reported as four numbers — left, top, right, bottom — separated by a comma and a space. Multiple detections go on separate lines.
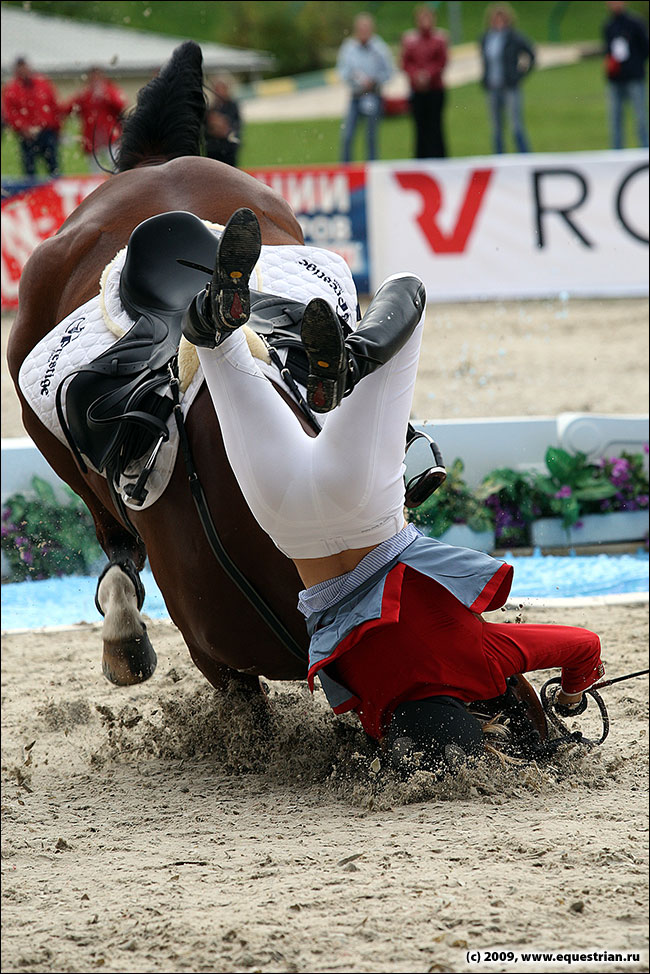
114, 41, 205, 173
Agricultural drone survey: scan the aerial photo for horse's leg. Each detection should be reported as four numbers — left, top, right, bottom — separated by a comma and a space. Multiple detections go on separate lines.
13, 403, 156, 685
186, 640, 267, 698
95, 560, 157, 686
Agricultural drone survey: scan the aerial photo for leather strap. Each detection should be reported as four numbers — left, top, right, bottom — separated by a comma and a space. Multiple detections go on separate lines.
169, 373, 308, 666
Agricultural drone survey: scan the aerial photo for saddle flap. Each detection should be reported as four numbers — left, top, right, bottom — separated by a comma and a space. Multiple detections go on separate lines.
62, 362, 174, 474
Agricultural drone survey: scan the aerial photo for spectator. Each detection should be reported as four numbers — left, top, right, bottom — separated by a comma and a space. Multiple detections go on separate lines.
337, 12, 394, 162
479, 3, 535, 154
1, 57, 61, 177
401, 5, 449, 158
205, 73, 242, 167
603, 1, 649, 149
64, 67, 128, 171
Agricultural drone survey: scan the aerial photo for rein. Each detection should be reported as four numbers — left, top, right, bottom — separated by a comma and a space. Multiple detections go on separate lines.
169, 367, 308, 666
540, 668, 649, 749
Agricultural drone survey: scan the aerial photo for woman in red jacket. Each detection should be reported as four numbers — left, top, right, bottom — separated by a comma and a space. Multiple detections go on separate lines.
64, 68, 128, 171
401, 6, 448, 158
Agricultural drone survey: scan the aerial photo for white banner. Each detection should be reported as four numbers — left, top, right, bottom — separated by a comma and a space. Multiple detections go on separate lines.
367, 150, 649, 301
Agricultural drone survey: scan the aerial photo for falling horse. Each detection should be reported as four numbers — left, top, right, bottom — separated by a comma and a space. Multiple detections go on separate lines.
7, 42, 315, 696
7, 41, 550, 752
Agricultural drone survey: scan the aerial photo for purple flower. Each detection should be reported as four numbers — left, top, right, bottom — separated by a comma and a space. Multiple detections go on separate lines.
637, 495, 649, 508
609, 458, 631, 486
555, 485, 572, 499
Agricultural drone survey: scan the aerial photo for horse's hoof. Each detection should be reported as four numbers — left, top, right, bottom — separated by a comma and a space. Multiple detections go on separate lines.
102, 624, 157, 686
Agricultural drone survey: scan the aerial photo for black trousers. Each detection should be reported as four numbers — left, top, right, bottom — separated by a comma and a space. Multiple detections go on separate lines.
410, 88, 446, 159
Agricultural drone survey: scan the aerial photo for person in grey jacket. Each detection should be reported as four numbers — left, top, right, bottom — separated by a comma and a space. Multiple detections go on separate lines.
480, 3, 536, 153
337, 12, 394, 162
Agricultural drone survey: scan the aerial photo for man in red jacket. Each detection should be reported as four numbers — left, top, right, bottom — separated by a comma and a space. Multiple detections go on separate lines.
401, 5, 449, 158
2, 57, 61, 177
64, 68, 128, 171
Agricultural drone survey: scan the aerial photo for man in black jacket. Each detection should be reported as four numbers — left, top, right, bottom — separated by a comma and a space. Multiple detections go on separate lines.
480, 3, 535, 154
603, 1, 649, 148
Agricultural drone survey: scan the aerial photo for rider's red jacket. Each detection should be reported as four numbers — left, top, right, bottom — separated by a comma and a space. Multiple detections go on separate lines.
305, 546, 603, 740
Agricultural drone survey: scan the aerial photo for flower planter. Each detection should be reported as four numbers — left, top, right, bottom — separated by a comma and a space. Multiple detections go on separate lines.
531, 510, 649, 548
420, 524, 496, 552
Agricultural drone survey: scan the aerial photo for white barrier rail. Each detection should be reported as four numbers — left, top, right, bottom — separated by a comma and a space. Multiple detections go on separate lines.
3, 413, 648, 503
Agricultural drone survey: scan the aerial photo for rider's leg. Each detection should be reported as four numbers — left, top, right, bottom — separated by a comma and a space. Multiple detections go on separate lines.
301, 272, 425, 413
196, 330, 315, 552
305, 295, 425, 552
481, 620, 603, 695
196, 288, 425, 558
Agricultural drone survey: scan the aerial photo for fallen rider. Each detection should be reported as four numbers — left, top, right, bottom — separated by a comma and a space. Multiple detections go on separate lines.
180, 207, 604, 775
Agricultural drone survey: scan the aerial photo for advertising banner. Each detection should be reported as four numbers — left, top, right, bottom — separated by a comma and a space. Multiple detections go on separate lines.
1, 176, 106, 310
249, 165, 369, 293
367, 150, 649, 301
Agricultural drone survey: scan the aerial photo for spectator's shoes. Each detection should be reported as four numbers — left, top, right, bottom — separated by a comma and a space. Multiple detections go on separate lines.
182, 207, 261, 348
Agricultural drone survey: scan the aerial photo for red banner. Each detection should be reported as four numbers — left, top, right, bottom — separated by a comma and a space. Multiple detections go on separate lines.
1, 166, 372, 311
1, 177, 106, 310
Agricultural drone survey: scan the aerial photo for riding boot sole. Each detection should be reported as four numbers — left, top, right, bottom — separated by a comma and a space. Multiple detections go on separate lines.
211, 207, 261, 331
300, 298, 346, 413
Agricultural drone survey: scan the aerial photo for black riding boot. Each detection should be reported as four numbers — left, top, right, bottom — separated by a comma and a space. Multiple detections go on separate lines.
300, 273, 425, 413
182, 207, 261, 348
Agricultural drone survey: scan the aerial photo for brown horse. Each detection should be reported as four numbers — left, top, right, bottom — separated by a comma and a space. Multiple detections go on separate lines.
7, 42, 311, 698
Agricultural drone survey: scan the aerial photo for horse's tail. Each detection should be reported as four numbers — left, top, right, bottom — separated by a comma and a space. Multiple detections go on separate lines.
114, 41, 205, 173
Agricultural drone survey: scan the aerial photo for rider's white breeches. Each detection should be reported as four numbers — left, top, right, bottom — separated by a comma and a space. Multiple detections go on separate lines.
197, 300, 424, 558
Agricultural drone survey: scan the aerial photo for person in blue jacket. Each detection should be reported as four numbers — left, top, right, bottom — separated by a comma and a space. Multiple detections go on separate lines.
603, 0, 649, 149
479, 3, 536, 153
181, 208, 604, 775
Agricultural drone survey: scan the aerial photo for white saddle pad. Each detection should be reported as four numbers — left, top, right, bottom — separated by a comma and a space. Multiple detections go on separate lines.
19, 232, 357, 510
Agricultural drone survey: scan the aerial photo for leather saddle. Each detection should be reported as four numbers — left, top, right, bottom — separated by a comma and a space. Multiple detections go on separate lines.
57, 211, 311, 504
58, 209, 445, 508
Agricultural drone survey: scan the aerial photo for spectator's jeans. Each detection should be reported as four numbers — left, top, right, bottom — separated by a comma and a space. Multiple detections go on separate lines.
487, 86, 530, 154
341, 94, 382, 162
410, 89, 446, 159
19, 129, 59, 177
608, 80, 649, 149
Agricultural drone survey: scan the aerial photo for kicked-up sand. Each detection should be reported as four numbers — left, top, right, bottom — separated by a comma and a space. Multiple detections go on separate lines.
1, 297, 648, 973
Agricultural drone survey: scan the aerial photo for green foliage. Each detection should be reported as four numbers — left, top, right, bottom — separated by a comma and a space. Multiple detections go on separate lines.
408, 458, 494, 537
1, 476, 103, 581
479, 466, 542, 547
410, 448, 649, 544
534, 447, 618, 528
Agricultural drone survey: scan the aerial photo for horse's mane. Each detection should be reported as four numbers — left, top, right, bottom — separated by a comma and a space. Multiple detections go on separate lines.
114, 41, 206, 173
